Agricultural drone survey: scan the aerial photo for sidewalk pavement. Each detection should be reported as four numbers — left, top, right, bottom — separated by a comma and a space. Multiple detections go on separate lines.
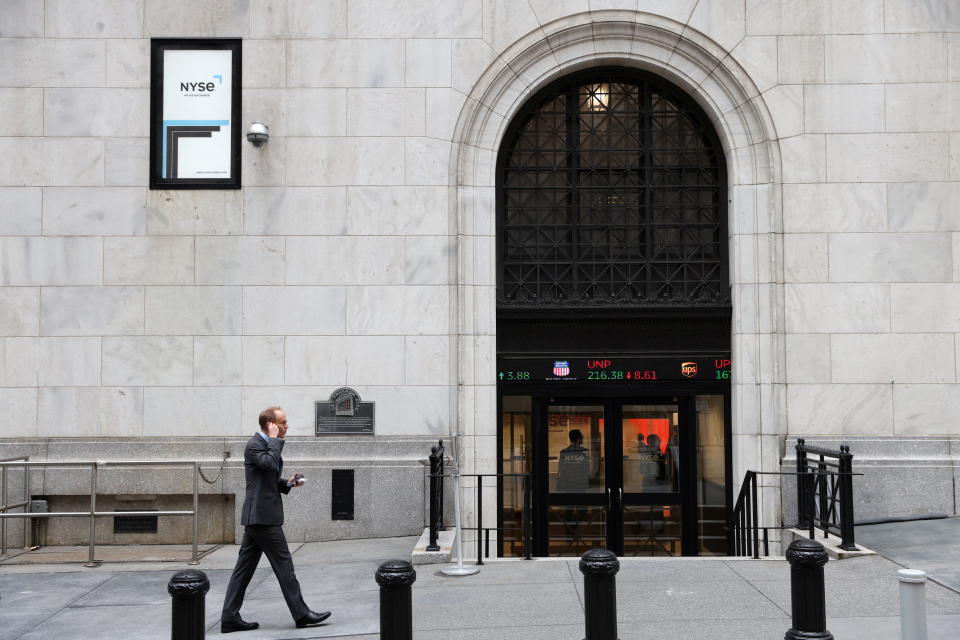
2, 533, 959, 640
854, 516, 960, 594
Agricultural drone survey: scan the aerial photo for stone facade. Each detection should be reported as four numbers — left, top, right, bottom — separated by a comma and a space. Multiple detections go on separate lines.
0, 0, 958, 546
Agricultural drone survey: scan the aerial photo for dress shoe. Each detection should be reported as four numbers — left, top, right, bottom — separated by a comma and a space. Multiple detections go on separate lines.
221, 618, 259, 633
295, 610, 332, 628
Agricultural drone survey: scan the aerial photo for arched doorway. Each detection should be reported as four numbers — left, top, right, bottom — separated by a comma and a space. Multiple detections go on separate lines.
496, 68, 732, 557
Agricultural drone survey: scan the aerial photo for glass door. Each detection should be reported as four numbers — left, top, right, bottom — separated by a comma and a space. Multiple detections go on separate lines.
542, 403, 608, 556
616, 403, 684, 556
537, 398, 693, 556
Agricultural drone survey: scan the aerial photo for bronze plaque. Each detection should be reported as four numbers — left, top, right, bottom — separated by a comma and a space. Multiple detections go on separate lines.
316, 388, 374, 435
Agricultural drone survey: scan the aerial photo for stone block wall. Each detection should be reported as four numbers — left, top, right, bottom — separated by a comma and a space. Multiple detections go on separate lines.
781, 435, 960, 524
0, 0, 457, 443
0, 436, 434, 543
0, 0, 958, 542
42, 494, 235, 546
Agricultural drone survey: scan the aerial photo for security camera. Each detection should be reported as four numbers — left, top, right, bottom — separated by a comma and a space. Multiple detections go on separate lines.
246, 121, 269, 147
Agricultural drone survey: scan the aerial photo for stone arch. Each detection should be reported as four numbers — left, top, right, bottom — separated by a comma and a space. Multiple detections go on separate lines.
449, 10, 785, 531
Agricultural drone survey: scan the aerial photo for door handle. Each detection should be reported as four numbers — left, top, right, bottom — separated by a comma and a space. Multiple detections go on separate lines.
618, 487, 623, 510
606, 487, 612, 511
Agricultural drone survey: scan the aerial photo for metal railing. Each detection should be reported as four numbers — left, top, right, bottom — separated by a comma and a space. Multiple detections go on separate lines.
428, 471, 532, 562
1, 456, 31, 555
426, 440, 445, 552
0, 460, 205, 566
468, 473, 531, 563
729, 468, 861, 558
796, 438, 857, 551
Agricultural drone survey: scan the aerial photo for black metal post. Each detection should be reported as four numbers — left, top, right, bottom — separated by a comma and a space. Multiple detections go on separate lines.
427, 443, 442, 552
476, 475, 483, 565
436, 440, 445, 530
837, 445, 857, 551
750, 471, 759, 559
579, 548, 620, 640
523, 474, 532, 560
168, 569, 209, 640
817, 457, 828, 539
796, 438, 808, 528
785, 539, 834, 640
805, 469, 816, 540
376, 560, 416, 640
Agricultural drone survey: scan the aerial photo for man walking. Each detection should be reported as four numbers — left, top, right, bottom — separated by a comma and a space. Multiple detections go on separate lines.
221, 406, 331, 632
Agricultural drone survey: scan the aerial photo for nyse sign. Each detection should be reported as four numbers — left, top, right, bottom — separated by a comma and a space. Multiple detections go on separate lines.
150, 40, 241, 189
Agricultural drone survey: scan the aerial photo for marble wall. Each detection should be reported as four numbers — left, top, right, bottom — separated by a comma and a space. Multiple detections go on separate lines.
0, 0, 958, 540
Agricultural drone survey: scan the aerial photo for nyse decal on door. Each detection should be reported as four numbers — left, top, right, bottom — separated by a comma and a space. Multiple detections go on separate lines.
150, 39, 241, 188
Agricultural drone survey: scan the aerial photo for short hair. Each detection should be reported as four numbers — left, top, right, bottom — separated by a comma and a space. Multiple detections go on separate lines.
259, 406, 283, 430
568, 429, 583, 444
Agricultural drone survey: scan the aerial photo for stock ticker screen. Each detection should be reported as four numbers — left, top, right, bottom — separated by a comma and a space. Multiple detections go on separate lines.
497, 356, 732, 384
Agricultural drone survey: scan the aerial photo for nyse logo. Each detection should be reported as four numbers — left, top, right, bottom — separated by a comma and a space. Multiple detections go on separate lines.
180, 81, 216, 92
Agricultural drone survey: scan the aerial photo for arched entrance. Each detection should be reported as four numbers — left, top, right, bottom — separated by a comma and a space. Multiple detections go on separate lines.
448, 13, 783, 559
496, 67, 730, 557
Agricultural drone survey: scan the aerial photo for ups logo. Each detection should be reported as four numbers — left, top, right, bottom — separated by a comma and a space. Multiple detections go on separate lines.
681, 361, 698, 378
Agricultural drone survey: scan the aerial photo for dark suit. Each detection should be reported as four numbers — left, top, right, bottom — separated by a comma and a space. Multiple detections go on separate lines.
222, 433, 310, 623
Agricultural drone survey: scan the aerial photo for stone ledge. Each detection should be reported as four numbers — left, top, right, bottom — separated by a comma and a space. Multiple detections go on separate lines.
411, 526, 454, 565
784, 528, 876, 560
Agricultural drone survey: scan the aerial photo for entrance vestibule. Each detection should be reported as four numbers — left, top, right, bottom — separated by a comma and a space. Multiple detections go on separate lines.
494, 66, 732, 557
499, 362, 729, 557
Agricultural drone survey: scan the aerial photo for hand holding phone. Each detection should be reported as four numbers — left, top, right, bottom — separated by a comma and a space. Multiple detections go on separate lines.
288, 472, 305, 487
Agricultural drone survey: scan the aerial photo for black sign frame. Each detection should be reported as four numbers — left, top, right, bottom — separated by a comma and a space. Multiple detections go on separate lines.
149, 38, 242, 190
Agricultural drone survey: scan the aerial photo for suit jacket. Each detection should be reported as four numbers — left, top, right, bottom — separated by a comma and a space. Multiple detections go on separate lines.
240, 433, 292, 526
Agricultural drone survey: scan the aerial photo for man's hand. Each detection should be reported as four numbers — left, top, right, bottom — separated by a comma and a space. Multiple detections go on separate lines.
287, 473, 303, 488
266, 421, 280, 438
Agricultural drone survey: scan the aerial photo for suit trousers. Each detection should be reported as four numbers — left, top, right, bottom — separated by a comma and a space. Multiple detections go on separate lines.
221, 525, 311, 622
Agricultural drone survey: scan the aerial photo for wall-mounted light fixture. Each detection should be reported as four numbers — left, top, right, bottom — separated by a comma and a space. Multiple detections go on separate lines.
246, 121, 269, 147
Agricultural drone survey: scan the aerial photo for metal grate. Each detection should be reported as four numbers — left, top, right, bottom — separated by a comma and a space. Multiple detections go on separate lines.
497, 68, 728, 309
114, 513, 158, 534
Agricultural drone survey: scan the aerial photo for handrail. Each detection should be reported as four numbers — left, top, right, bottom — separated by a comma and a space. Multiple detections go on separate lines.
467, 473, 532, 563
0, 459, 215, 567
434, 472, 532, 562
796, 439, 857, 551
728, 468, 862, 557
0, 456, 30, 556
796, 441, 847, 457
730, 471, 760, 557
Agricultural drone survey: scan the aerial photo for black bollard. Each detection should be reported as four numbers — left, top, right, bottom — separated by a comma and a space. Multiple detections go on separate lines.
785, 538, 834, 640
376, 559, 417, 640
579, 548, 620, 640
168, 568, 209, 640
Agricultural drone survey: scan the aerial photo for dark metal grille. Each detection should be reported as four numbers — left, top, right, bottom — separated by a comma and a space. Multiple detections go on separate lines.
114, 513, 158, 533
498, 69, 728, 309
